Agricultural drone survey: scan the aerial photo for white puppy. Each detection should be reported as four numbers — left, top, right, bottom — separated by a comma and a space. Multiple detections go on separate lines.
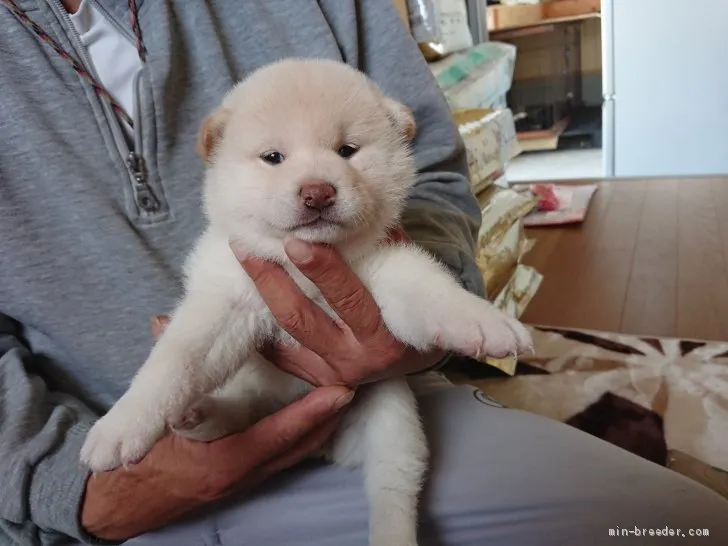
80, 58, 532, 545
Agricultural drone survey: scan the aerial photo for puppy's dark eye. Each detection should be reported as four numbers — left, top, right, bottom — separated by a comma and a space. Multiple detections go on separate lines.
260, 151, 285, 165
337, 144, 359, 159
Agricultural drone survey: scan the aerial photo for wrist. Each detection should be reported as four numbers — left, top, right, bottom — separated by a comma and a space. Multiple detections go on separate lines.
81, 470, 141, 541
80, 435, 233, 541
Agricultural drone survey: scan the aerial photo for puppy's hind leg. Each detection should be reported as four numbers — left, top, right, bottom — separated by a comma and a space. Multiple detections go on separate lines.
331, 379, 428, 546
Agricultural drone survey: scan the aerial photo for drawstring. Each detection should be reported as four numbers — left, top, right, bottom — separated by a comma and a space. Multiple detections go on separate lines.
1, 0, 145, 128
126, 0, 146, 62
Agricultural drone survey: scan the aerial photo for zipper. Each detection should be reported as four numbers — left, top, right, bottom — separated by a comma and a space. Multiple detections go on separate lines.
127, 69, 160, 213
51, 0, 161, 215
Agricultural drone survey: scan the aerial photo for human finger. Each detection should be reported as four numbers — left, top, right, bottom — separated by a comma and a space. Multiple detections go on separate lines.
363, 346, 446, 383
283, 238, 383, 337
237, 253, 343, 350
150, 315, 170, 340
262, 343, 345, 386
219, 385, 353, 465
257, 413, 342, 478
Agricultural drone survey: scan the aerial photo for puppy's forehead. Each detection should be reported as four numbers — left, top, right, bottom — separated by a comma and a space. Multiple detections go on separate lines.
228, 62, 387, 137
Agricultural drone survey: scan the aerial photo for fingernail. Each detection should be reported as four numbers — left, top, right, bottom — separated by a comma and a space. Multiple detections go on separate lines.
229, 239, 247, 262
333, 390, 355, 411
284, 238, 313, 264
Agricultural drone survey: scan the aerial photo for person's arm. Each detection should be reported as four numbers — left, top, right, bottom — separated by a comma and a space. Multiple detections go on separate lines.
335, 0, 486, 299
0, 312, 352, 543
81, 383, 351, 541
0, 312, 101, 544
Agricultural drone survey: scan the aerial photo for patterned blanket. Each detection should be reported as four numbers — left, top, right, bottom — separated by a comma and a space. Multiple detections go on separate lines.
452, 326, 728, 499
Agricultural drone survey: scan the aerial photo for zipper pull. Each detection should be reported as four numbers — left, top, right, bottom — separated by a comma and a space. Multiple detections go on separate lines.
127, 151, 160, 213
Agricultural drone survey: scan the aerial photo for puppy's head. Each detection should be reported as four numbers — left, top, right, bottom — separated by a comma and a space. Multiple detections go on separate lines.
198, 58, 417, 253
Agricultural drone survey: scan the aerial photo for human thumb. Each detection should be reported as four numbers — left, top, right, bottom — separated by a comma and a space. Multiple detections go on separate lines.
244, 386, 354, 459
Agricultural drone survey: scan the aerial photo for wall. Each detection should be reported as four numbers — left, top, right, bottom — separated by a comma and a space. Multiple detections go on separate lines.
610, 0, 728, 176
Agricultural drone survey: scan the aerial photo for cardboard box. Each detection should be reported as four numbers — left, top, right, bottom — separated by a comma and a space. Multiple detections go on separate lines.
543, 0, 600, 19
487, 4, 543, 31
454, 108, 521, 189
487, 0, 601, 32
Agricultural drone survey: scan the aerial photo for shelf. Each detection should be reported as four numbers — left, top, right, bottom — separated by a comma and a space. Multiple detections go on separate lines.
491, 13, 600, 40
487, 0, 600, 36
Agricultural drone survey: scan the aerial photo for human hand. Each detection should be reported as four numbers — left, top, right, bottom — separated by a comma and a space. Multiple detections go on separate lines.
235, 229, 445, 387
81, 317, 353, 541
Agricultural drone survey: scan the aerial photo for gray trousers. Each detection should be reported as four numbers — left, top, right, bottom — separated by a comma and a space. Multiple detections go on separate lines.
127, 379, 728, 545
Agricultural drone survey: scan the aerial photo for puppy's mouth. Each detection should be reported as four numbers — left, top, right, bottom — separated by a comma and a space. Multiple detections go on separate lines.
296, 216, 343, 229
286, 209, 345, 231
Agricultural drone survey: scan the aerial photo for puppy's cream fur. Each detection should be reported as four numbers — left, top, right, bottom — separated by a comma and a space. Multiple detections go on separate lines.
80, 59, 532, 546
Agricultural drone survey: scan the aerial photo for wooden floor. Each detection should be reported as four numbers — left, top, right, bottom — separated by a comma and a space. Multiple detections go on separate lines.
521, 178, 728, 342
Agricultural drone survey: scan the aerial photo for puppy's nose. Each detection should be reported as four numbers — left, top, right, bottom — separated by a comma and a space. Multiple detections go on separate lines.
299, 181, 337, 211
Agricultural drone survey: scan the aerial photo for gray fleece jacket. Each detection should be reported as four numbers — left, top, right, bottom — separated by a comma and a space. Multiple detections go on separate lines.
0, 0, 484, 543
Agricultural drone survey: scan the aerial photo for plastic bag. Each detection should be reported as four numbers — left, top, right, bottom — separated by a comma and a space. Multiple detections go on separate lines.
408, 0, 474, 60
454, 108, 521, 191
474, 185, 538, 309
476, 185, 537, 250
494, 264, 543, 320
429, 42, 517, 110
407, 0, 442, 43
477, 220, 534, 301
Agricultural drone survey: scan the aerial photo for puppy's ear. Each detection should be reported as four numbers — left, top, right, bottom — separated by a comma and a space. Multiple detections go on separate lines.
383, 97, 417, 142
197, 106, 232, 163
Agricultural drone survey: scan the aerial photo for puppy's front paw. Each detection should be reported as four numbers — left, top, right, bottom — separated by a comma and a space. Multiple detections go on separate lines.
80, 404, 165, 472
436, 297, 532, 359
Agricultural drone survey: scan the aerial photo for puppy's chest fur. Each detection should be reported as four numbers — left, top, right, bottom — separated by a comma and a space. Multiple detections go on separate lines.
182, 231, 367, 424
186, 231, 341, 346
